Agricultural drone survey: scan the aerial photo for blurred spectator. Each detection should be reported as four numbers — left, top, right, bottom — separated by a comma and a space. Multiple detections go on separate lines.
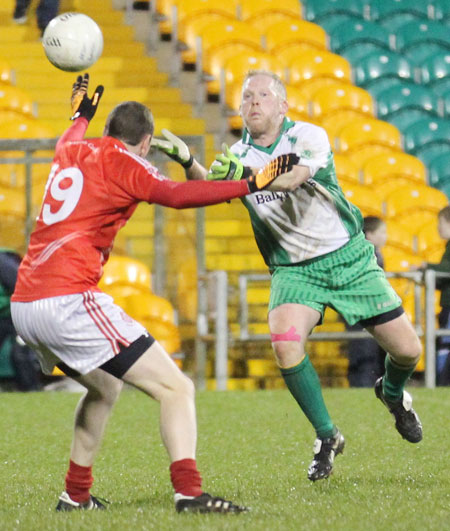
0, 249, 42, 391
419, 206, 450, 386
346, 216, 387, 387
12, 0, 59, 36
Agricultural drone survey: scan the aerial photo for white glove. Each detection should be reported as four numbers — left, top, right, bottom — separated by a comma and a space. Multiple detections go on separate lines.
150, 128, 193, 168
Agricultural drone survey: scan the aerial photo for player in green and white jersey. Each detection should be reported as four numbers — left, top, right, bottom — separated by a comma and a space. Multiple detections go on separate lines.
151, 70, 423, 483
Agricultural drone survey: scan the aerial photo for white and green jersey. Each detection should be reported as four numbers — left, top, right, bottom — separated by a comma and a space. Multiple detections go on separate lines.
231, 117, 363, 267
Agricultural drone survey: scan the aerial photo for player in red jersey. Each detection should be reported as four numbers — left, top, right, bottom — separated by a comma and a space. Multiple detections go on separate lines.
10, 75, 296, 513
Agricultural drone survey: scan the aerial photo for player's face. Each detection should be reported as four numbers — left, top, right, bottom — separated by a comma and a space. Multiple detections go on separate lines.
438, 216, 450, 240
240, 75, 287, 139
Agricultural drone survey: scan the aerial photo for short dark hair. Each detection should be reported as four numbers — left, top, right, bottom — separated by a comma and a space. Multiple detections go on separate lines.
439, 205, 450, 222
363, 215, 384, 234
104, 101, 154, 146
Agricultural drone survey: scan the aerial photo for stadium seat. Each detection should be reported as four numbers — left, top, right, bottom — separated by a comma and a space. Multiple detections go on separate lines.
432, 0, 450, 23
310, 82, 374, 119
375, 84, 440, 132
0, 58, 14, 85
124, 292, 176, 325
204, 41, 263, 99
371, 0, 430, 32
385, 220, 417, 254
383, 247, 423, 273
416, 223, 445, 257
402, 118, 450, 163
295, 77, 350, 104
176, 4, 239, 43
98, 256, 152, 293
0, 85, 36, 117
337, 118, 402, 153
340, 182, 384, 216
427, 152, 450, 189
304, 0, 368, 23
395, 209, 439, 233
0, 118, 55, 139
340, 41, 393, 67
348, 144, 399, 171
285, 84, 310, 119
393, 20, 450, 65
276, 42, 328, 70
264, 19, 328, 54
362, 152, 427, 186
288, 50, 352, 86
0, 187, 26, 250
327, 19, 391, 54
352, 50, 413, 89
320, 109, 371, 149
384, 184, 449, 218
333, 153, 361, 184
239, 0, 302, 20
419, 53, 450, 99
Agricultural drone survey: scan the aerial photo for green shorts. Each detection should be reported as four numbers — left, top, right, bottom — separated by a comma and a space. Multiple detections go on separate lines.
269, 233, 402, 325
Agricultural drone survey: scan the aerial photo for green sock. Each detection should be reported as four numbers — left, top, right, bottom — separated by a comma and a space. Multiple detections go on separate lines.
382, 355, 416, 402
280, 355, 335, 439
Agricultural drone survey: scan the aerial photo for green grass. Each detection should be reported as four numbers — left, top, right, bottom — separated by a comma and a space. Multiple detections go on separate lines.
0, 387, 449, 530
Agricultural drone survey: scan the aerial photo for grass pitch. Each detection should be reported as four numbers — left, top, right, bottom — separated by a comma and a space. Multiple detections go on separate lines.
0, 386, 449, 531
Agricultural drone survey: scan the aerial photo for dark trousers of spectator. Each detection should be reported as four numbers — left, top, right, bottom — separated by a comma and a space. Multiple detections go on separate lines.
14, 0, 59, 32
0, 318, 42, 391
347, 323, 385, 387
437, 307, 450, 386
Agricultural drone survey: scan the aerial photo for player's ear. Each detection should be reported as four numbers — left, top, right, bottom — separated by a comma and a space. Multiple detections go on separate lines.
139, 134, 151, 158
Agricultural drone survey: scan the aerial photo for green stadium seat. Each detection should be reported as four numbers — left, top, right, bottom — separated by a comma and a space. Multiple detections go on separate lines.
352, 50, 413, 88
304, 0, 368, 23
427, 152, 450, 189
394, 20, 450, 65
366, 77, 412, 98
371, 1, 431, 33
317, 13, 367, 35
419, 53, 450, 93
341, 41, 391, 66
375, 84, 440, 132
403, 117, 450, 164
431, 0, 450, 24
328, 19, 391, 55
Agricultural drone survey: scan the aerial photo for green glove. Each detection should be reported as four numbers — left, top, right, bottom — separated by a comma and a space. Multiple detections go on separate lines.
208, 144, 252, 181
150, 128, 193, 169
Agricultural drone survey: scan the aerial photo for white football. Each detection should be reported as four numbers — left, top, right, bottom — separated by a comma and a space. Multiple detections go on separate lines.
42, 12, 103, 72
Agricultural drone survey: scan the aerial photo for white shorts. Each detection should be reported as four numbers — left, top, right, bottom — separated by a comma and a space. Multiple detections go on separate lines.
11, 291, 147, 375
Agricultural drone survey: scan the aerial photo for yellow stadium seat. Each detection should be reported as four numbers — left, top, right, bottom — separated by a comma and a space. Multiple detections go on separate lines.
99, 256, 152, 292
296, 77, 349, 104
289, 50, 352, 86
320, 109, 372, 149
416, 223, 445, 258
340, 182, 384, 217
264, 19, 328, 53
333, 153, 361, 184
145, 319, 181, 354
182, 17, 261, 68
0, 118, 55, 139
348, 145, 400, 171
373, 178, 430, 203
0, 85, 36, 117
177, 3, 239, 42
395, 210, 439, 234
0, 187, 26, 250
285, 84, 310, 119
205, 41, 264, 98
239, 0, 302, 20
246, 12, 302, 39
311, 82, 374, 119
385, 220, 416, 254
125, 292, 176, 325
337, 118, 402, 154
362, 152, 427, 186
0, 58, 14, 85
384, 184, 449, 219
383, 246, 423, 272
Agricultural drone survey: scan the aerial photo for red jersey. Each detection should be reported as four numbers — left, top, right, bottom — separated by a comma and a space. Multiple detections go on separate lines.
13, 119, 249, 301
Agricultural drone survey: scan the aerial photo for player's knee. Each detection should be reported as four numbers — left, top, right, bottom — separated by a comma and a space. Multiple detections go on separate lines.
88, 378, 123, 407
272, 341, 304, 367
391, 336, 422, 366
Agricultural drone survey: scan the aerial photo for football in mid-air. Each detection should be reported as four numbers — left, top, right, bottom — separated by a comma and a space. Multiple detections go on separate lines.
42, 12, 103, 72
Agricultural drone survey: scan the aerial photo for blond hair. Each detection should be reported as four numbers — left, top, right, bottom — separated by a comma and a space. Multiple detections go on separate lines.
242, 70, 287, 101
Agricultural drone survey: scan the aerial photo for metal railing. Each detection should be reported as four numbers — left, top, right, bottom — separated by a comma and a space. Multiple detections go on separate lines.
196, 269, 450, 390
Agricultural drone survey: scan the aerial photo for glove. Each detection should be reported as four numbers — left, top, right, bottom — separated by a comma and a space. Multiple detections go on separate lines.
70, 73, 104, 121
247, 153, 300, 192
208, 144, 252, 181
150, 128, 194, 169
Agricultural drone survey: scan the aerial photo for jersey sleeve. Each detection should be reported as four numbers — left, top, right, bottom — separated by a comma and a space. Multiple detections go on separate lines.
293, 124, 331, 178
105, 146, 249, 208
55, 118, 89, 154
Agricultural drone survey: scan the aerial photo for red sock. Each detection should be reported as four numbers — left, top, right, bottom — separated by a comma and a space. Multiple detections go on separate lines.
170, 458, 202, 497
65, 460, 93, 503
